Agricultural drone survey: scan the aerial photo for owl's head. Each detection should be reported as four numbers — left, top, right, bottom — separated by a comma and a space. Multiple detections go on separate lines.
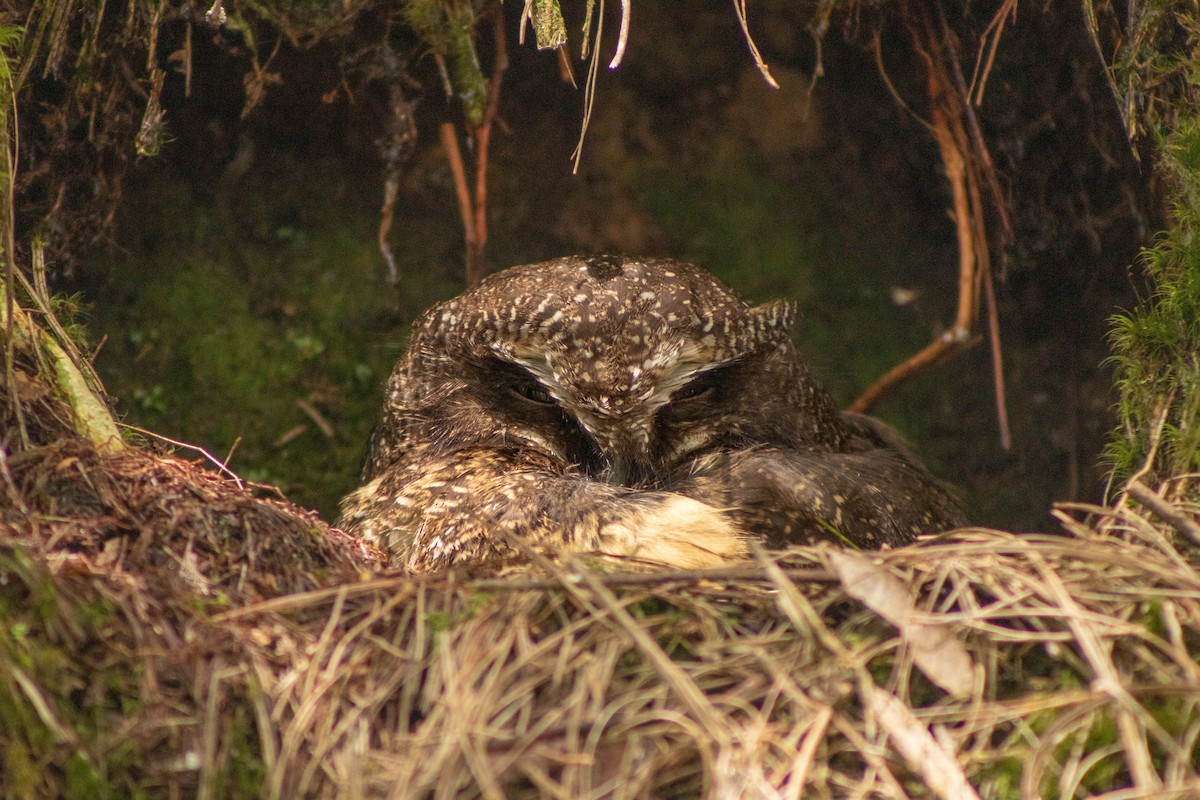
395, 255, 843, 486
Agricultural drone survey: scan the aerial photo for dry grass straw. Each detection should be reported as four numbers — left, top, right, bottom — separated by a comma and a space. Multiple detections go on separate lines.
6, 426, 1200, 797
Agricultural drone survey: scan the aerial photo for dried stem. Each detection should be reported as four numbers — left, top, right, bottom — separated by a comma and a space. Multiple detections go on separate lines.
379, 177, 400, 289
848, 338, 958, 415
1127, 479, 1200, 548
572, 0, 605, 173
1, 61, 121, 454
442, 10, 508, 287
982, 259, 1011, 449
2, 75, 27, 448
1027, 549, 1167, 795
967, 0, 1016, 106
936, 0, 1013, 247
470, 11, 508, 287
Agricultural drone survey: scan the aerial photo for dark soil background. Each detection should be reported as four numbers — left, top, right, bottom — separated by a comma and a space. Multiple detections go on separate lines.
61, 2, 1147, 531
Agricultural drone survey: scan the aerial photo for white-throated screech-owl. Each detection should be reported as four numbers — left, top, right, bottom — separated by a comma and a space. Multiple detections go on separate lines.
339, 255, 966, 570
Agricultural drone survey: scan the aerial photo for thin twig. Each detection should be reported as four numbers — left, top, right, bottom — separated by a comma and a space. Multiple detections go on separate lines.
1126, 479, 1200, 548
378, 176, 400, 289
847, 335, 963, 414
871, 28, 932, 132
572, 0, 604, 173
26, 243, 112, 400
935, 0, 1013, 245
519, 0, 532, 45
1, 55, 27, 449
296, 399, 334, 439
573, 568, 728, 735
441, 10, 508, 287
935, 106, 976, 340
468, 563, 836, 591
851, 4, 1012, 415
376, 37, 416, 299
118, 422, 244, 488
0, 435, 29, 515
982, 253, 1011, 449
211, 562, 837, 622
1114, 396, 1173, 504
184, 20, 193, 97
222, 435, 241, 469
11, 664, 84, 748
1082, 0, 1132, 140
966, 0, 1016, 106
964, 129, 1011, 448
1026, 548, 1167, 795
555, 44, 576, 87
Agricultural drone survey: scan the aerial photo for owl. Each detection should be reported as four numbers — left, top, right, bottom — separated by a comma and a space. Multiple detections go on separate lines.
339, 255, 966, 571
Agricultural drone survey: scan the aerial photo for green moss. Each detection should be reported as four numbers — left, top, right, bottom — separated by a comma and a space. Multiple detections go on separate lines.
241, 0, 357, 37
1105, 3, 1200, 487
424, 609, 453, 634
973, 758, 1025, 800
91, 156, 459, 518
0, 548, 138, 799
0, 543, 279, 798
626, 597, 670, 620
63, 752, 109, 799
207, 706, 267, 799
401, 0, 488, 125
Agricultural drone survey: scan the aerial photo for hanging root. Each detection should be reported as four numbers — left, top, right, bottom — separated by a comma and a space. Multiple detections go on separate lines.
851, 0, 1012, 452
375, 38, 417, 303
609, 0, 630, 68
731, 0, 779, 88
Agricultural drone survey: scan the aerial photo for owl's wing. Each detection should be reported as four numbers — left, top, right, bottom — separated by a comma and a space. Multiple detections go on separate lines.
337, 445, 748, 571
674, 446, 967, 549
837, 411, 924, 464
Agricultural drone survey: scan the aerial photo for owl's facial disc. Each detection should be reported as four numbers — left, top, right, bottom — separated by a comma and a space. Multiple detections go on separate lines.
500, 346, 734, 487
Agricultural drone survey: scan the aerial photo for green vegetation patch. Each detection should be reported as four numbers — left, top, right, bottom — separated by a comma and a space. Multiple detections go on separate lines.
0, 545, 145, 799
90, 157, 459, 516
1106, 2, 1200, 486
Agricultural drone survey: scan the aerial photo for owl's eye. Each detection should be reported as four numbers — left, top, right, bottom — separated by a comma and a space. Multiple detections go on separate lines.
514, 382, 555, 405
671, 376, 715, 402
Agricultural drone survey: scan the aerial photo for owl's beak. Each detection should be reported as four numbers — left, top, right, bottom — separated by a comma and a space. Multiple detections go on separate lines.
607, 454, 637, 487
599, 430, 658, 488
574, 402, 658, 487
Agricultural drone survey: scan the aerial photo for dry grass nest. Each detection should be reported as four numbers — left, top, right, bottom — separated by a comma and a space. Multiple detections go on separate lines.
4, 437, 1200, 798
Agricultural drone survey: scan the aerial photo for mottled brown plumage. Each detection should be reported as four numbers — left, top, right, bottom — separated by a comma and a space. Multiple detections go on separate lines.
339, 255, 966, 570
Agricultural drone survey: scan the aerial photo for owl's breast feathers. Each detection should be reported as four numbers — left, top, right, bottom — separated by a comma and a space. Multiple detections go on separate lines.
339, 255, 966, 570
339, 446, 749, 571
